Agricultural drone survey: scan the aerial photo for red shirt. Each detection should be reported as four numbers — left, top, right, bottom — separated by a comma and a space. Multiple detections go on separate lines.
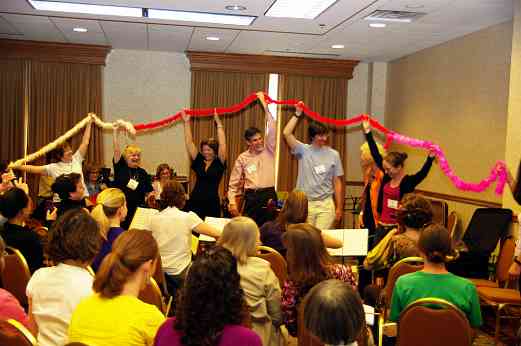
380, 183, 400, 224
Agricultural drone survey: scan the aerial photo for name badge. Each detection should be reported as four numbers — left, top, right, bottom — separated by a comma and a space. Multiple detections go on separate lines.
387, 199, 399, 209
246, 164, 257, 174
127, 178, 139, 190
314, 164, 326, 175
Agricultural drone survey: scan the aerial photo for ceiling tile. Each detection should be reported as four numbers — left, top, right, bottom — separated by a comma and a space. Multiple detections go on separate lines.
100, 21, 147, 49
188, 27, 240, 53
148, 24, 193, 52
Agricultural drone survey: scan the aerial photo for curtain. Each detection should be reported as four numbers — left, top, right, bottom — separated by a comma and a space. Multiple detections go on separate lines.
190, 70, 269, 196
277, 74, 348, 192
0, 59, 26, 164
27, 61, 104, 196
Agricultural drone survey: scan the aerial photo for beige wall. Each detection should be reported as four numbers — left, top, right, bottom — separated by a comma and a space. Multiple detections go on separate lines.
386, 21, 513, 229
103, 49, 191, 175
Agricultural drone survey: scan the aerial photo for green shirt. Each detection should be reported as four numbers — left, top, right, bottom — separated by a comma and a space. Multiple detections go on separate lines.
389, 271, 482, 327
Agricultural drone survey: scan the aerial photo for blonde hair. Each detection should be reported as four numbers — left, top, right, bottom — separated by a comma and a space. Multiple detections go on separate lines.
91, 188, 126, 239
123, 144, 142, 158
217, 217, 259, 265
360, 142, 386, 162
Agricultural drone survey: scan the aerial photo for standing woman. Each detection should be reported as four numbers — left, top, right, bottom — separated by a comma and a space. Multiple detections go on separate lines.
182, 109, 226, 219
112, 125, 153, 229
362, 119, 435, 245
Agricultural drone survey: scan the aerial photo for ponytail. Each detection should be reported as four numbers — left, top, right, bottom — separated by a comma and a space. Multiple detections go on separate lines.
91, 204, 110, 239
90, 188, 126, 239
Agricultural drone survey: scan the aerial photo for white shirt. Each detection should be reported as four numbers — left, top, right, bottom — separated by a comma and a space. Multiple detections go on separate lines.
26, 263, 93, 346
149, 206, 203, 275
43, 150, 89, 199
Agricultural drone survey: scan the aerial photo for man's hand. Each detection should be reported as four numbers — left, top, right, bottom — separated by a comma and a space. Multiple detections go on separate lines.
295, 101, 304, 117
181, 109, 190, 123
335, 208, 343, 226
228, 204, 240, 217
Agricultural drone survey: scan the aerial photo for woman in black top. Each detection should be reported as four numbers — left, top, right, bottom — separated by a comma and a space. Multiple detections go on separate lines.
112, 126, 153, 229
363, 119, 435, 244
182, 109, 227, 220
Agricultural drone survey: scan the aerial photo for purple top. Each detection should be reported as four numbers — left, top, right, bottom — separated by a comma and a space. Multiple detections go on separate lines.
259, 221, 286, 257
91, 227, 125, 271
154, 317, 262, 346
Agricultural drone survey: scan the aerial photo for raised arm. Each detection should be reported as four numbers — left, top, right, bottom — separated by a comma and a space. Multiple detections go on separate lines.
214, 109, 227, 163
182, 110, 198, 161
112, 124, 122, 163
78, 115, 94, 158
363, 119, 384, 170
12, 165, 46, 175
407, 152, 435, 187
282, 102, 303, 150
257, 92, 276, 154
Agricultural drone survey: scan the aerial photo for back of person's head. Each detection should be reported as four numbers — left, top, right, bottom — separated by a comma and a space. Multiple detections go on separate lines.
0, 187, 29, 219
308, 122, 329, 141
200, 138, 219, 155
160, 180, 186, 209
418, 223, 451, 264
155, 163, 174, 180
360, 142, 386, 165
283, 223, 332, 287
244, 127, 261, 141
52, 173, 81, 201
217, 216, 259, 265
93, 230, 158, 298
384, 152, 408, 168
91, 188, 126, 239
304, 279, 365, 345
175, 246, 246, 346
396, 194, 433, 230
48, 209, 102, 264
277, 190, 308, 228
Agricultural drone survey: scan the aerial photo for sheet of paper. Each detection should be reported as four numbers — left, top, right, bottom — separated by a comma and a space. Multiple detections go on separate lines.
201, 217, 231, 241
323, 228, 369, 256
128, 207, 158, 231
363, 304, 375, 326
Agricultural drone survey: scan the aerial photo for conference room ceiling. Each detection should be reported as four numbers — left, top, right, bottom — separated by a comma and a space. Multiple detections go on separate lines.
0, 0, 514, 61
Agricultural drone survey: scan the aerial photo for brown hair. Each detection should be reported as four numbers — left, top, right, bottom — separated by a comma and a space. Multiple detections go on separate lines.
384, 151, 408, 168
283, 223, 334, 288
395, 194, 433, 230
93, 230, 158, 298
47, 209, 102, 263
276, 191, 308, 231
304, 279, 365, 345
200, 138, 219, 155
160, 180, 186, 209
418, 223, 451, 263
155, 163, 174, 180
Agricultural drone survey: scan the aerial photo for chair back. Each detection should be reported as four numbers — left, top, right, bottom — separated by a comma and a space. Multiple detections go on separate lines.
1, 247, 31, 308
397, 298, 472, 346
427, 199, 448, 227
383, 257, 424, 308
495, 237, 516, 284
0, 319, 37, 346
138, 277, 166, 315
256, 246, 287, 288
153, 255, 168, 296
447, 211, 458, 238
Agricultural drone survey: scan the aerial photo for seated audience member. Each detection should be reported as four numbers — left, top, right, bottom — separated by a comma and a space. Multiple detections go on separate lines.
84, 163, 106, 202
260, 191, 342, 257
154, 246, 262, 346
218, 217, 283, 346
364, 194, 433, 271
148, 180, 221, 297
26, 209, 102, 346
68, 230, 165, 346
304, 279, 365, 346
90, 188, 127, 272
0, 187, 44, 273
152, 163, 175, 199
0, 235, 36, 334
51, 173, 88, 217
389, 224, 482, 328
281, 223, 357, 337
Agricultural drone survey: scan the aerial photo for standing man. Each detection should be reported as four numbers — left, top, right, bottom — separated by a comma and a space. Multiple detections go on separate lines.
227, 92, 277, 227
282, 103, 344, 229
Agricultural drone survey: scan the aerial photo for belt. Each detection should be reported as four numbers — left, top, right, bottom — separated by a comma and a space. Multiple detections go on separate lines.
244, 186, 275, 194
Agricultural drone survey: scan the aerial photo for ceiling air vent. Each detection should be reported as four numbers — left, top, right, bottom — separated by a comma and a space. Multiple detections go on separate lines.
364, 10, 425, 23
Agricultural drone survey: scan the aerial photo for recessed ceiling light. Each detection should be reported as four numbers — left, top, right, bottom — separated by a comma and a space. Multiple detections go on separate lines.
265, 0, 337, 19
331, 44, 344, 49
28, 0, 142, 17
147, 9, 255, 26
73, 27, 88, 33
369, 23, 386, 28
225, 5, 247, 11
206, 36, 220, 41
405, 4, 425, 9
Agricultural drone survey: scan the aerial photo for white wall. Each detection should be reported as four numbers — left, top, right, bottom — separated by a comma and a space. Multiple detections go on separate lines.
103, 49, 191, 175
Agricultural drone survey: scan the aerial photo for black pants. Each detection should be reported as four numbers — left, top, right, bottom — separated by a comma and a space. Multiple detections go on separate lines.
243, 187, 277, 227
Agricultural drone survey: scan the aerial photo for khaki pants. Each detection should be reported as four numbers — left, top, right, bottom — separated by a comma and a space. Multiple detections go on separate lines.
307, 197, 336, 230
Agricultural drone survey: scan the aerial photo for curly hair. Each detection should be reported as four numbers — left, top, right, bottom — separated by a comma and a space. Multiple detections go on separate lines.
47, 209, 102, 263
395, 194, 433, 230
174, 246, 247, 346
